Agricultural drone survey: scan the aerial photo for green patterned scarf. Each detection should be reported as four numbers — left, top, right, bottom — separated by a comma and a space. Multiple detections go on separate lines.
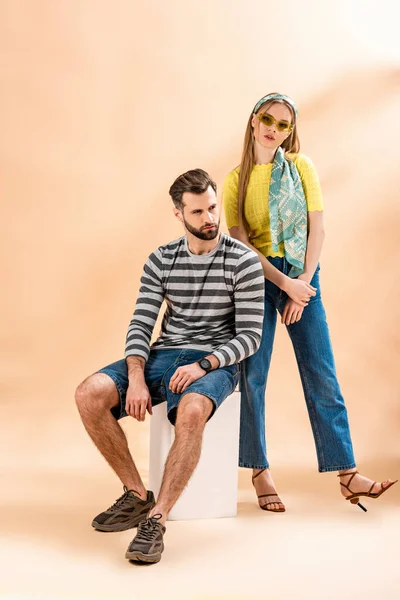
269, 147, 307, 278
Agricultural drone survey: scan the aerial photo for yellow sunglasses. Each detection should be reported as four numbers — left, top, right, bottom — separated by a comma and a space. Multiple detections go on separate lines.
257, 112, 294, 132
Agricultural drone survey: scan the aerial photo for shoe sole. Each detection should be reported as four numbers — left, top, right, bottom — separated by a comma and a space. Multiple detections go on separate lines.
125, 550, 162, 563
91, 515, 147, 532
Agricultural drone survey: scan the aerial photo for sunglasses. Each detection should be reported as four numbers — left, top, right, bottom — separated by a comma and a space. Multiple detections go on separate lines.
257, 112, 294, 133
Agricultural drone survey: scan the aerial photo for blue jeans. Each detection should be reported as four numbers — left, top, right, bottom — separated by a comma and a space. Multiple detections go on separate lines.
98, 349, 240, 425
239, 257, 356, 472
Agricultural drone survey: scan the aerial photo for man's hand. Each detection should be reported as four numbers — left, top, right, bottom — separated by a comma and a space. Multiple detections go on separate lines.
125, 377, 153, 422
169, 362, 207, 394
284, 278, 317, 306
281, 298, 304, 326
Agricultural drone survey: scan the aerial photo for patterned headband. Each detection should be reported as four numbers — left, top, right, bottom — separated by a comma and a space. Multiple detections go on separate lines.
252, 93, 298, 117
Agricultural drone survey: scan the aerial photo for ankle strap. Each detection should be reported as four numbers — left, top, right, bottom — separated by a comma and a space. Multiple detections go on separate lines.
337, 470, 358, 477
252, 469, 266, 482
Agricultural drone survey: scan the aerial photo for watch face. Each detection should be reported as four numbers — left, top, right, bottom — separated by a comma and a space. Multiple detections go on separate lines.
199, 358, 212, 371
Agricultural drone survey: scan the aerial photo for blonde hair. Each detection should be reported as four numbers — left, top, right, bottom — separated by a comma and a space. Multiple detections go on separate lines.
237, 95, 300, 232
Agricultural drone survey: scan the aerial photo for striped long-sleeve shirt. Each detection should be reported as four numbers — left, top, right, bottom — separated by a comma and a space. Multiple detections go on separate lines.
125, 233, 265, 367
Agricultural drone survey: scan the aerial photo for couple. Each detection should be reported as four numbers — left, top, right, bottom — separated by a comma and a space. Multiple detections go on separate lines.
75, 93, 396, 565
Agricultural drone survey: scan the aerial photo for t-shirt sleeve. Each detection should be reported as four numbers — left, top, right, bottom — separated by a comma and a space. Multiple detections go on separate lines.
294, 154, 324, 212
222, 170, 240, 229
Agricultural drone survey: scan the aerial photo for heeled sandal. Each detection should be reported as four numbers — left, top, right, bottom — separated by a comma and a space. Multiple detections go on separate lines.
252, 469, 286, 513
338, 470, 398, 512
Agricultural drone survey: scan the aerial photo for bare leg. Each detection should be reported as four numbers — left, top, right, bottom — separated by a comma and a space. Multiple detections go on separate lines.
75, 373, 147, 499
149, 393, 213, 523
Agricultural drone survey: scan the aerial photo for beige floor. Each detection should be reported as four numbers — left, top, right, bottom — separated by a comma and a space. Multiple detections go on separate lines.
2, 451, 399, 600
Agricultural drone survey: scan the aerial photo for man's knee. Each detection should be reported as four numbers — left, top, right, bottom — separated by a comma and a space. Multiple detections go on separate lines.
175, 393, 213, 431
75, 373, 118, 416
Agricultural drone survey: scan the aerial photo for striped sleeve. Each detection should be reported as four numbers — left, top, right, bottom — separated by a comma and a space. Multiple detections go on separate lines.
124, 249, 164, 361
213, 251, 265, 367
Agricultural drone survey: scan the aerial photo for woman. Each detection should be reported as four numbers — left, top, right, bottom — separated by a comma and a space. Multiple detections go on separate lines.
223, 92, 396, 512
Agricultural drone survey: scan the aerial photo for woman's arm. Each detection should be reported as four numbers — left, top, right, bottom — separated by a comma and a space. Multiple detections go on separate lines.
228, 225, 316, 306
281, 210, 325, 325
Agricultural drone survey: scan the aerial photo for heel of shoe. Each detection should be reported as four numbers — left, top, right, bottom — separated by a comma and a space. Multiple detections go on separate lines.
350, 497, 367, 512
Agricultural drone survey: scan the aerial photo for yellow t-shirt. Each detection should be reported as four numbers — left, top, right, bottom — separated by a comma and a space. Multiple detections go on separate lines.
223, 153, 324, 258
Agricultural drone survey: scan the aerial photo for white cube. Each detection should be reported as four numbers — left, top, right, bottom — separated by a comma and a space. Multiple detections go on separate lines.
148, 390, 240, 521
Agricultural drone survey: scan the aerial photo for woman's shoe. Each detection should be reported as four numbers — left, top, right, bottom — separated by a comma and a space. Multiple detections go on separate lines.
252, 469, 286, 512
338, 470, 398, 511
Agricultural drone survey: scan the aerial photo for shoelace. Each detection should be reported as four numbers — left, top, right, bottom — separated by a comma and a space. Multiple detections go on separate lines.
107, 486, 140, 511
135, 514, 163, 542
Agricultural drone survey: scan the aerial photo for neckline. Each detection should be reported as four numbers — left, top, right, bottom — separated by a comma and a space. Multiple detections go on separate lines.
253, 163, 273, 169
184, 233, 224, 261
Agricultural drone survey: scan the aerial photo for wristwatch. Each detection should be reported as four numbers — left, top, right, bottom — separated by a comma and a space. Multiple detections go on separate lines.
197, 357, 213, 373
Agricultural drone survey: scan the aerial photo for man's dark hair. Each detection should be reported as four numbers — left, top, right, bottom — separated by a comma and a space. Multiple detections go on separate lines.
169, 168, 217, 210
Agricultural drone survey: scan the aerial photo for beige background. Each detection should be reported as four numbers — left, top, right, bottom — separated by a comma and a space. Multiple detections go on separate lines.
1, 1, 400, 599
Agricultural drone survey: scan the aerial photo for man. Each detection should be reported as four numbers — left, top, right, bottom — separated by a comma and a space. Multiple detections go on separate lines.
75, 168, 265, 564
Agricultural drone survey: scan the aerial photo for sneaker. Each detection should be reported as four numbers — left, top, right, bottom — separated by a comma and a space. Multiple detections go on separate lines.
125, 513, 166, 563
91, 486, 155, 532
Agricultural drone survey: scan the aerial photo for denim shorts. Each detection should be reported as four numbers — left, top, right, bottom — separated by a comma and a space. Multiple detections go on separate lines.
97, 349, 240, 425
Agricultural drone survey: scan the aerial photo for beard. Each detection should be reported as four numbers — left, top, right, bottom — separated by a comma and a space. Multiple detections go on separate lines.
183, 218, 220, 241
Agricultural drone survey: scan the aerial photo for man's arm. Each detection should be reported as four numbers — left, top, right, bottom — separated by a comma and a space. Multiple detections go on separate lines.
168, 251, 264, 393
124, 249, 164, 421
212, 251, 265, 367
125, 248, 164, 363
170, 252, 265, 394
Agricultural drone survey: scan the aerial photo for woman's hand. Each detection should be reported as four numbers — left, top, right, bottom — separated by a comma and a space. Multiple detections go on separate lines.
284, 278, 316, 306
281, 298, 304, 325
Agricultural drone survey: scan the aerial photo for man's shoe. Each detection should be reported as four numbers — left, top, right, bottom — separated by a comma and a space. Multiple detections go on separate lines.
91, 487, 155, 532
125, 513, 166, 564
